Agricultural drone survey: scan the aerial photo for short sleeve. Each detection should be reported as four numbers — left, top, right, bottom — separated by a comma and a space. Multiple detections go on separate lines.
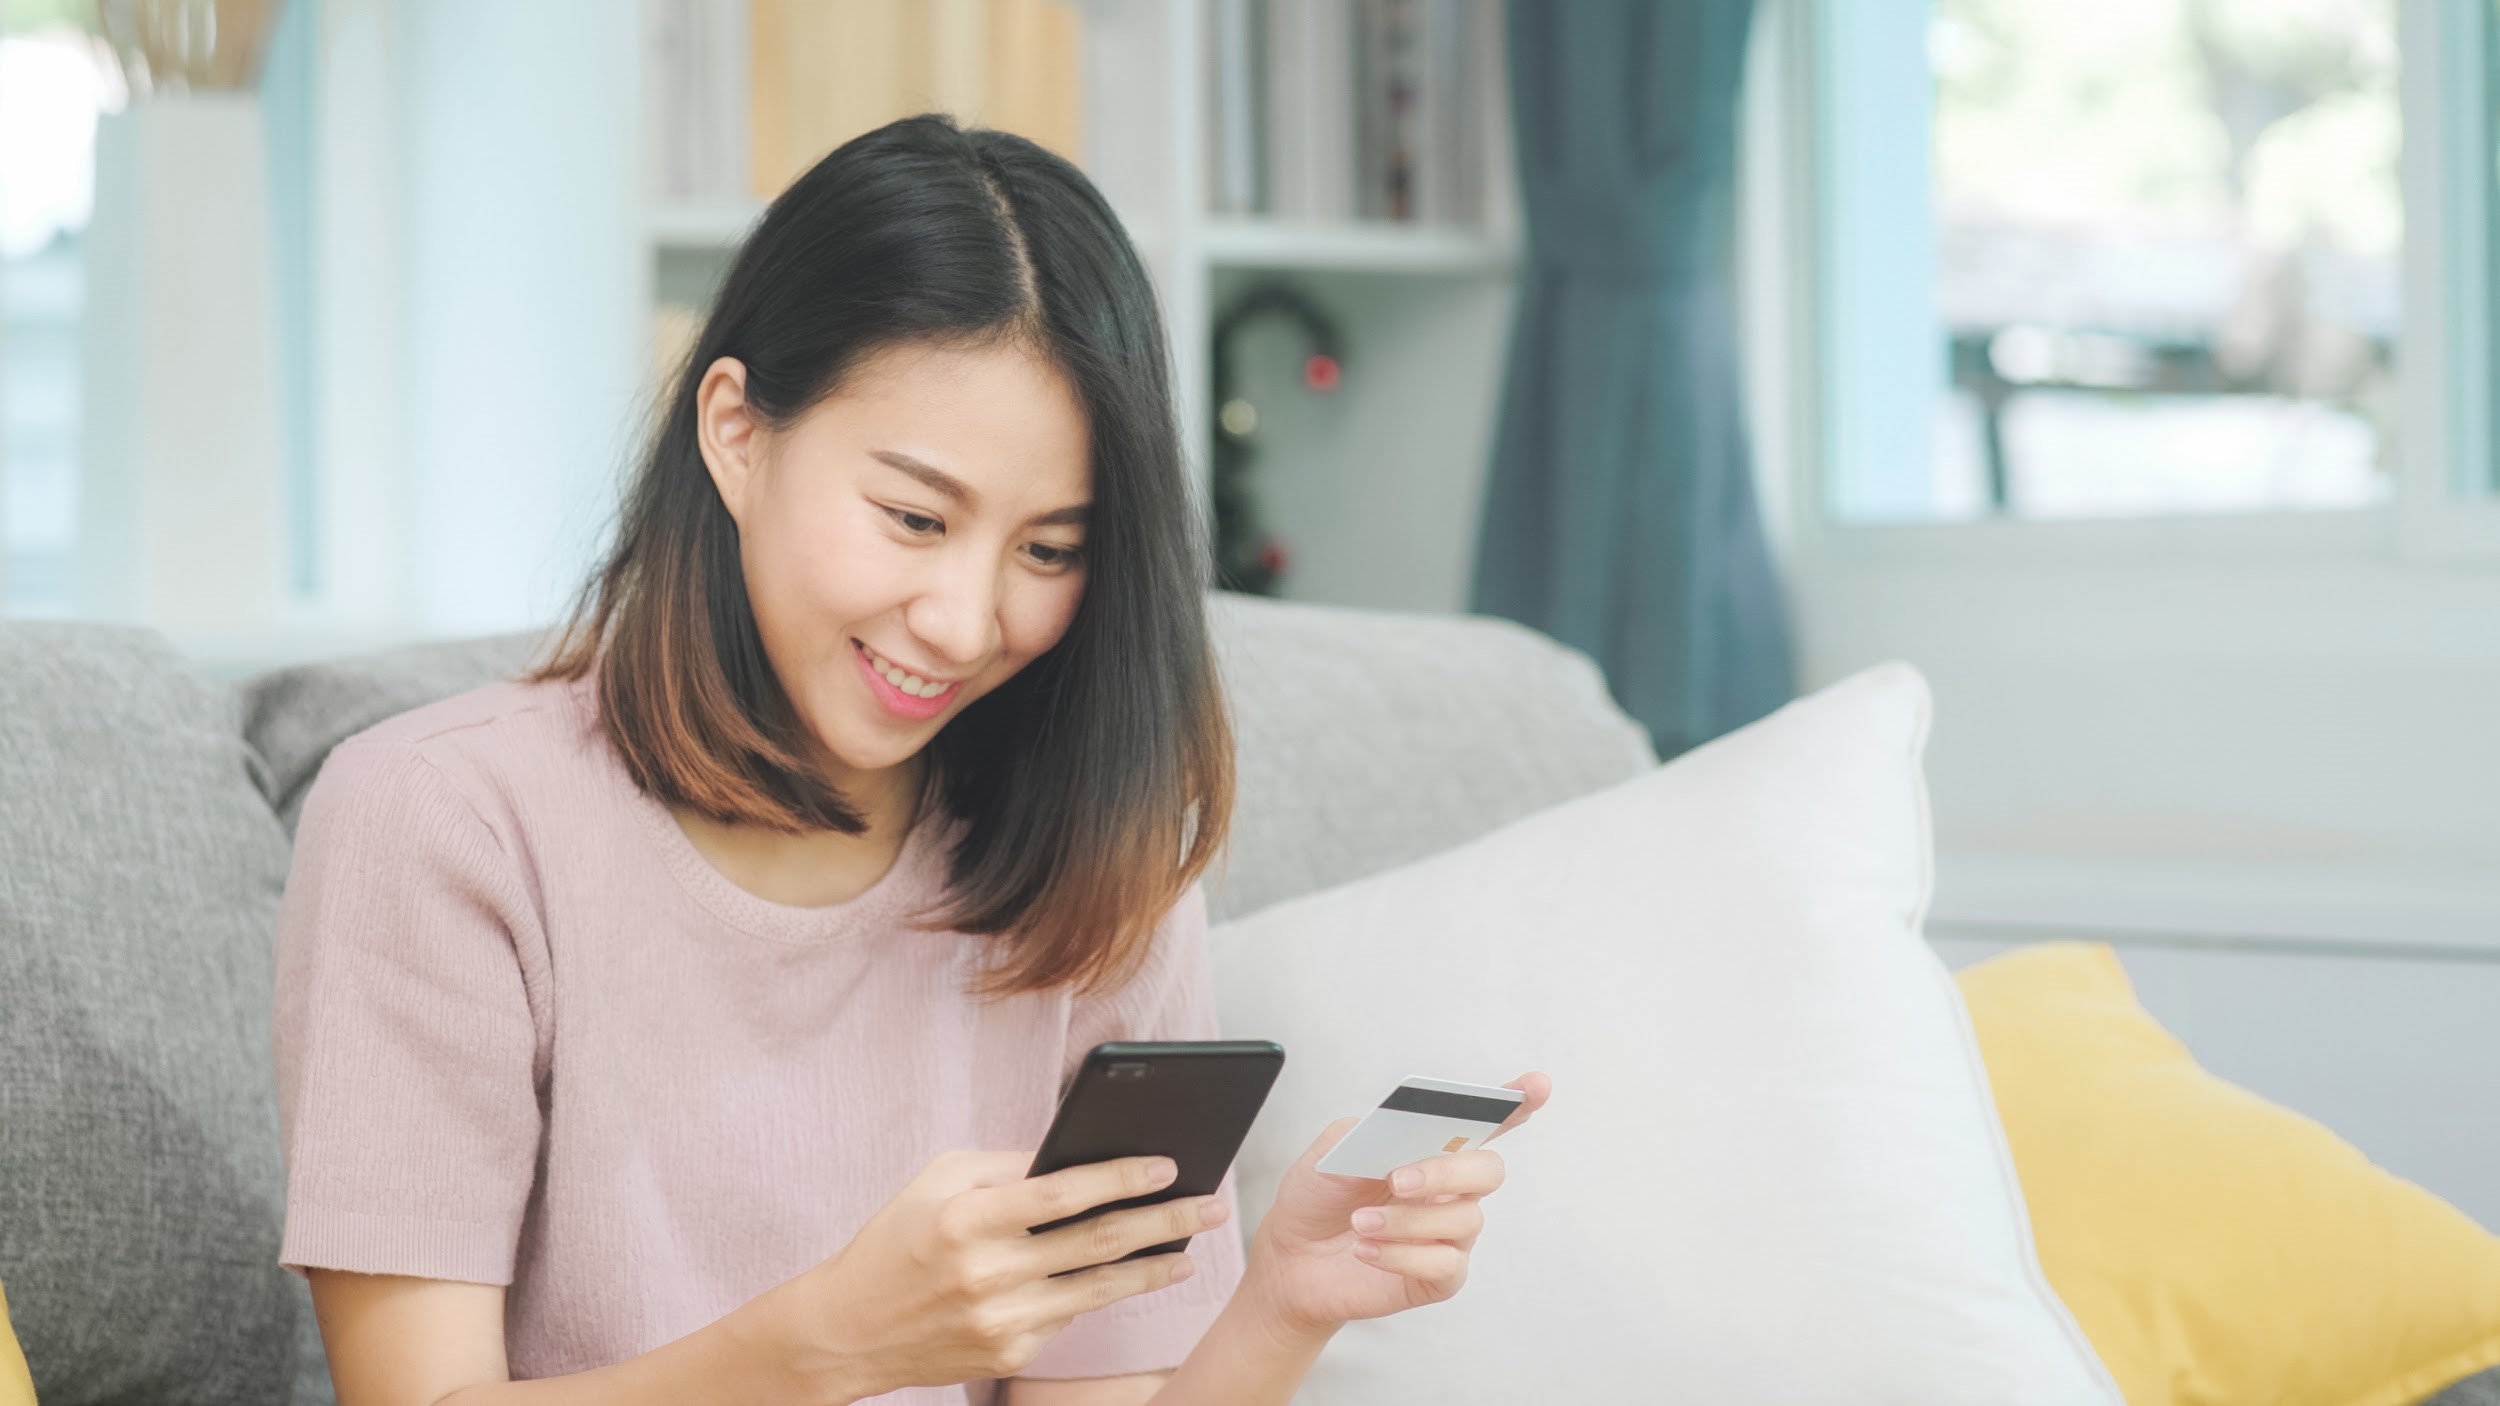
1018, 883, 1252, 1380
272, 736, 548, 1286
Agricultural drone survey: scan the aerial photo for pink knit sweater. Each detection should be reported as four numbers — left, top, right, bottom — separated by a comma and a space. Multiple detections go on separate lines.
272, 672, 1245, 1398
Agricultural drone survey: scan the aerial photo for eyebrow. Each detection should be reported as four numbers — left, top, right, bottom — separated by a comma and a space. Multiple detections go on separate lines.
870, 449, 1090, 528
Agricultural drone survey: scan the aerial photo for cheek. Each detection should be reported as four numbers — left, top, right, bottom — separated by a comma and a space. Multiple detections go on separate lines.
747, 496, 893, 632
1000, 573, 1088, 662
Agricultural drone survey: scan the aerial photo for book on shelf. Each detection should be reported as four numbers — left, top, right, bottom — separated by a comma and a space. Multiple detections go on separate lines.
1209, 0, 1267, 216
644, 0, 1085, 211
1265, 0, 1357, 221
984, 0, 1085, 166
1422, 0, 1488, 226
643, 0, 750, 205
747, 0, 1083, 200
1222, 0, 1501, 229
1357, 0, 1491, 226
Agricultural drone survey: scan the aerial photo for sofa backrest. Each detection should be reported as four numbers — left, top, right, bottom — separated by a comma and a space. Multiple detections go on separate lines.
1203, 594, 1654, 919
236, 594, 1657, 920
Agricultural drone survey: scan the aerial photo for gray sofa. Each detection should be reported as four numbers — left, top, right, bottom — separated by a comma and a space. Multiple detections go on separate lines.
0, 593, 1653, 1403
12, 594, 2499, 1405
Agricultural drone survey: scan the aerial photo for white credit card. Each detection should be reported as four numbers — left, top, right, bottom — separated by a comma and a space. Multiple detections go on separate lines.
1315, 1077, 1525, 1179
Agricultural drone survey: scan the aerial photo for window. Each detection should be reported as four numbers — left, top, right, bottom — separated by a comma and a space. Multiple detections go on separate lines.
1809, 0, 2484, 527
2468, 0, 2499, 498
0, 2, 318, 623
0, 17, 114, 615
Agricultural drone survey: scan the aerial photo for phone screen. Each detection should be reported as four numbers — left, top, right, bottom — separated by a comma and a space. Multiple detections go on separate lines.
1026, 1039, 1285, 1263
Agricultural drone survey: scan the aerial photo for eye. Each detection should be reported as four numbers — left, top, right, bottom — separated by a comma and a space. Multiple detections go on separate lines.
1024, 541, 1084, 571
882, 505, 943, 537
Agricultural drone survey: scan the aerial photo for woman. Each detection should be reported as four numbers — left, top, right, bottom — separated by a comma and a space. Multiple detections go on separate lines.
273, 114, 1547, 1405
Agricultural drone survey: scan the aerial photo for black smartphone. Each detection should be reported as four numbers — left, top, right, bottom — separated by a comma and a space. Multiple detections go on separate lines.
1026, 1039, 1286, 1264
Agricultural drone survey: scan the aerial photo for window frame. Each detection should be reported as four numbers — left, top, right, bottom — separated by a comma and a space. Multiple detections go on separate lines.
2394, 0, 2500, 557
1745, 0, 2500, 572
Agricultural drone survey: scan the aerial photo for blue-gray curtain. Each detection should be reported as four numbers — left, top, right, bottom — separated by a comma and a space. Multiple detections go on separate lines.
1470, 0, 1793, 757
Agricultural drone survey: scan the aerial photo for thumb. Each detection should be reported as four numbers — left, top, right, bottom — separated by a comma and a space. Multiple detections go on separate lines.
1263, 1118, 1380, 1235
1304, 1116, 1361, 1166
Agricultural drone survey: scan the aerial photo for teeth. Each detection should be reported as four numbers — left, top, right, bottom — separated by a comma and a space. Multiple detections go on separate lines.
864, 645, 948, 698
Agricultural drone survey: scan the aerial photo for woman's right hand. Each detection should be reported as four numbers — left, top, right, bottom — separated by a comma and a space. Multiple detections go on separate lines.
744, 1149, 1225, 1400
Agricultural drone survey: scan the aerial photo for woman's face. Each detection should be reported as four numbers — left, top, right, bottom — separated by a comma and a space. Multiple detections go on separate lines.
696, 338, 1092, 781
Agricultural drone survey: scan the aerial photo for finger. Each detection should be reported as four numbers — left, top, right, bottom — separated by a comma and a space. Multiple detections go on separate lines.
1349, 1199, 1483, 1247
1484, 1072, 1551, 1143
1034, 1250, 1199, 1321
1026, 1192, 1229, 1277
971, 1155, 1179, 1238
1351, 1238, 1469, 1291
919, 1149, 1049, 1197
1388, 1149, 1504, 1200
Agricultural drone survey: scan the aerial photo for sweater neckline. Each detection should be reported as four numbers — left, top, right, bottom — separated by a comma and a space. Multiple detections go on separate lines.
565, 672, 953, 946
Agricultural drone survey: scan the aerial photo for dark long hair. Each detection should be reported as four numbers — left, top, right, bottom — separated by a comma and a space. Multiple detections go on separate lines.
532, 114, 1232, 997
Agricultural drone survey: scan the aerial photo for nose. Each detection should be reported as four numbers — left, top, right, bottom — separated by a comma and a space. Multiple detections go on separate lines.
903, 546, 1004, 671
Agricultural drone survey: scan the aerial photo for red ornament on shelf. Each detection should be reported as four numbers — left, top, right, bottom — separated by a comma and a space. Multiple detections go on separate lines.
1303, 354, 1341, 392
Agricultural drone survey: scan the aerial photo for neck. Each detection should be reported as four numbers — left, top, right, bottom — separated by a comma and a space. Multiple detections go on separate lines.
667, 752, 931, 909
844, 752, 926, 840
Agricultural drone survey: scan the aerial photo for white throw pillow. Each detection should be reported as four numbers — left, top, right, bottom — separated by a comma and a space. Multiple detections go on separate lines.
1211, 663, 2120, 1405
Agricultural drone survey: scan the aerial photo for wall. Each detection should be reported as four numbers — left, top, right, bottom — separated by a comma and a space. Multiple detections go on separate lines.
1934, 931, 2500, 1231
1796, 546, 2500, 934
394, 0, 643, 635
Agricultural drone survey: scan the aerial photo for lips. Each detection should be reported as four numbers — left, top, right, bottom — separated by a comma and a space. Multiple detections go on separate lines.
852, 639, 960, 721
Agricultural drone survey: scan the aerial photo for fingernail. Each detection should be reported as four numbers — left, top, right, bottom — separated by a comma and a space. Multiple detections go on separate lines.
1170, 1256, 1195, 1281
1354, 1240, 1382, 1262
1149, 1158, 1178, 1185
1200, 1197, 1229, 1226
1350, 1208, 1384, 1233
1391, 1168, 1422, 1194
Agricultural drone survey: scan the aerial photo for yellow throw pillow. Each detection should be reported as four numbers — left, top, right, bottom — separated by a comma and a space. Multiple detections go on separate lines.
0, 1278, 33, 1406
1958, 941, 2500, 1406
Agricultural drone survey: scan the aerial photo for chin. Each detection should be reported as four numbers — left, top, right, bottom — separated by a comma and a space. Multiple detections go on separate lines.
820, 724, 926, 776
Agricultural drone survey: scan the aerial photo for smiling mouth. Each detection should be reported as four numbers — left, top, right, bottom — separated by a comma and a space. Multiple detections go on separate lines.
854, 640, 961, 701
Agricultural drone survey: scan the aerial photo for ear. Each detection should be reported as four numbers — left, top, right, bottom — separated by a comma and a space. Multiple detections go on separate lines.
694, 356, 763, 526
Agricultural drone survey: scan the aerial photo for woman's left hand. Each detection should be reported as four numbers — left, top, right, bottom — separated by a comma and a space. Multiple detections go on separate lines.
1241, 1072, 1551, 1336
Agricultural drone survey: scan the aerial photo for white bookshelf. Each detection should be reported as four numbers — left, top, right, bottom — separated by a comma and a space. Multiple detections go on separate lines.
636, 0, 1520, 613
1197, 218, 1517, 274
649, 208, 1518, 276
